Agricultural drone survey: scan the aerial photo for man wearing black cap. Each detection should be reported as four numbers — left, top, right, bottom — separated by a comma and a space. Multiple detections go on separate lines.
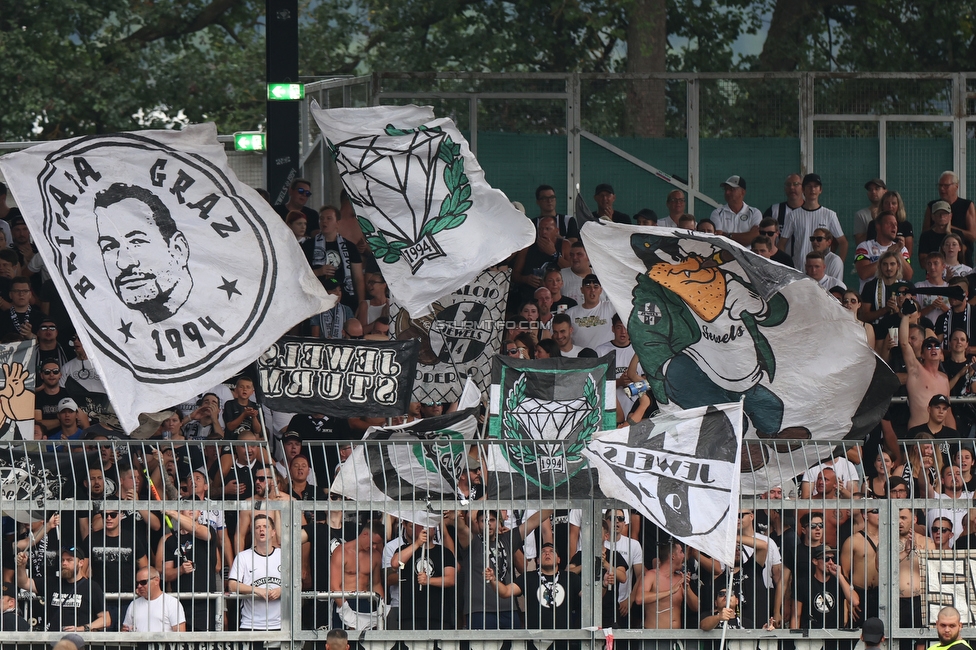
565, 274, 615, 350
791, 545, 856, 648
861, 616, 885, 649
854, 179, 887, 245
908, 394, 958, 441
0, 581, 30, 632
594, 184, 631, 224
711, 175, 763, 246
780, 173, 848, 271
16, 547, 109, 633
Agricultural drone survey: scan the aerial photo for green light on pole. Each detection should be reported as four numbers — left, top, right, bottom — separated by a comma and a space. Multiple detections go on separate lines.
267, 83, 305, 100
234, 133, 266, 151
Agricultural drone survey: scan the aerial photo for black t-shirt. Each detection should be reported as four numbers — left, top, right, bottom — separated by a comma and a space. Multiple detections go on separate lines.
397, 544, 456, 629
0, 306, 42, 343
44, 576, 105, 631
302, 235, 363, 311
550, 296, 578, 315
87, 528, 149, 595
795, 573, 845, 629
274, 204, 318, 223
34, 387, 68, 422
287, 414, 353, 485
919, 228, 949, 258
222, 399, 259, 438
533, 215, 580, 240
517, 570, 581, 630
163, 526, 219, 594
570, 547, 625, 628
928, 197, 976, 265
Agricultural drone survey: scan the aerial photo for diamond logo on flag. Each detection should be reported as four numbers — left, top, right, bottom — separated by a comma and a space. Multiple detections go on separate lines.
311, 104, 535, 317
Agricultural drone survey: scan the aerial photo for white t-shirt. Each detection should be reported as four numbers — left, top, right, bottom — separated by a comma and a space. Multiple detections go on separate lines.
824, 251, 844, 281
122, 593, 186, 632
853, 239, 910, 290
382, 535, 405, 608
229, 547, 283, 630
605, 535, 643, 603
927, 491, 974, 546
561, 268, 609, 306
566, 302, 616, 350
782, 205, 845, 269
710, 203, 763, 235
740, 532, 782, 589
595, 341, 637, 415
560, 345, 584, 358
815, 274, 846, 291
801, 458, 860, 491
915, 279, 949, 311
853, 207, 874, 238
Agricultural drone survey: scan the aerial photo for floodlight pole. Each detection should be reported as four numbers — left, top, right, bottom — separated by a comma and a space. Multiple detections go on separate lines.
266, 0, 301, 209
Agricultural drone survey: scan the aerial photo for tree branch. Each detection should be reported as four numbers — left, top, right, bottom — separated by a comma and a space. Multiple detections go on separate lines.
123, 0, 242, 44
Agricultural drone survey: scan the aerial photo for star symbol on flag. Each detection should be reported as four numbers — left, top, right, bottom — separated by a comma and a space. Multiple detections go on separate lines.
118, 320, 134, 343
218, 277, 242, 300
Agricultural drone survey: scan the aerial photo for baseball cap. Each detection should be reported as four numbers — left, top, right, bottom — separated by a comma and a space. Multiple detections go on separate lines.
864, 178, 886, 190
932, 200, 952, 215
802, 173, 822, 187
862, 617, 885, 645
322, 278, 341, 292
281, 431, 302, 443
721, 175, 746, 190
594, 183, 615, 196
930, 394, 950, 407
890, 281, 913, 293
466, 457, 481, 471
813, 545, 835, 560
1, 582, 14, 598
582, 273, 600, 286
62, 544, 87, 559
923, 336, 942, 349
58, 398, 79, 412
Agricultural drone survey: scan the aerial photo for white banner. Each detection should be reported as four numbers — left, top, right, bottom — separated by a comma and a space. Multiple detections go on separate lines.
583, 401, 743, 565
0, 124, 334, 432
310, 103, 535, 317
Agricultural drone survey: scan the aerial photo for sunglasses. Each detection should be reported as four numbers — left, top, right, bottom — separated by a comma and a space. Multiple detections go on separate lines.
932, 527, 952, 534
255, 476, 269, 481
808, 522, 825, 529
867, 509, 879, 514
809, 236, 826, 242
582, 282, 600, 288
41, 369, 60, 375
38, 325, 56, 331
923, 343, 940, 350
759, 230, 777, 237
295, 188, 312, 197
738, 512, 752, 519
136, 579, 150, 587
505, 348, 519, 354
615, 516, 626, 522
538, 195, 557, 201
104, 512, 120, 519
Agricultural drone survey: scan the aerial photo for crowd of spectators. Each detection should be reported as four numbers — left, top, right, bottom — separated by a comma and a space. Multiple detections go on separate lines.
2, 168, 976, 650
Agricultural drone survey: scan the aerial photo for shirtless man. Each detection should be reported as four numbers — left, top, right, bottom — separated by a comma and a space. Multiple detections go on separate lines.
331, 520, 386, 631
898, 508, 935, 650
640, 540, 698, 632
841, 503, 881, 626
899, 314, 957, 429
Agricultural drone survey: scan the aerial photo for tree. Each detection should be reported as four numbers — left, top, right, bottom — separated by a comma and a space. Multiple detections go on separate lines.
0, 0, 267, 141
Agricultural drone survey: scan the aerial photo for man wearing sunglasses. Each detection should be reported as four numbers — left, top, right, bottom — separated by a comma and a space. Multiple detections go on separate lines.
840, 503, 882, 626
34, 361, 88, 432
16, 545, 109, 633
899, 314, 957, 430
792, 545, 857, 641
275, 178, 319, 224
89, 500, 150, 631
122, 567, 186, 632
756, 218, 795, 268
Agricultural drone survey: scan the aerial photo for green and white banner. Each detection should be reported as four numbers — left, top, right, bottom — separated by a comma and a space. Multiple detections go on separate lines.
310, 104, 535, 318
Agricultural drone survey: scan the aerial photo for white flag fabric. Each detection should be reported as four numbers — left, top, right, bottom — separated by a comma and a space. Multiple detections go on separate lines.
0, 123, 335, 433
582, 401, 743, 566
310, 103, 536, 317
581, 222, 898, 494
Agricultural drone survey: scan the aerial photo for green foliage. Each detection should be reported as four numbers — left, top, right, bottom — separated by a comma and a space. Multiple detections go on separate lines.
0, 0, 267, 141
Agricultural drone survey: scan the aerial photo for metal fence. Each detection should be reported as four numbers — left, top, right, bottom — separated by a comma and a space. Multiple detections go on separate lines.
2, 437, 976, 649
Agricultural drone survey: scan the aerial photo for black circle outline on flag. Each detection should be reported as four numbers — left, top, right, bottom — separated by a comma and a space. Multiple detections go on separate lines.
34, 133, 276, 383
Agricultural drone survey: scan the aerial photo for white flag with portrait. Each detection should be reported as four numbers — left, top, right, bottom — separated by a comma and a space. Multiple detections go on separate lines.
0, 123, 335, 433
310, 103, 536, 317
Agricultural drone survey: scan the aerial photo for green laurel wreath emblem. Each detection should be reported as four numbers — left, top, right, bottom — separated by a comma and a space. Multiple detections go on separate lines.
356, 123, 471, 265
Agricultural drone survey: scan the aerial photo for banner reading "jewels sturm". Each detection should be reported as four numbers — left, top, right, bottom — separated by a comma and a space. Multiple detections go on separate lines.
255, 336, 419, 418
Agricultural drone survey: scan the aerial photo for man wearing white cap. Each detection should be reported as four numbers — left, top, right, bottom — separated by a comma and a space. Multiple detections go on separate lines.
49, 398, 86, 443
710, 175, 763, 245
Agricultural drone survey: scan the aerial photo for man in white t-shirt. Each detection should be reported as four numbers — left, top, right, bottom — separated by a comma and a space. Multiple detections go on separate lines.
122, 567, 186, 632
596, 315, 637, 417
854, 210, 912, 290
561, 242, 608, 305
805, 251, 845, 291
780, 173, 848, 269
566, 274, 615, 350
228, 514, 283, 631
551, 313, 584, 357
854, 178, 886, 245
710, 175, 763, 246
